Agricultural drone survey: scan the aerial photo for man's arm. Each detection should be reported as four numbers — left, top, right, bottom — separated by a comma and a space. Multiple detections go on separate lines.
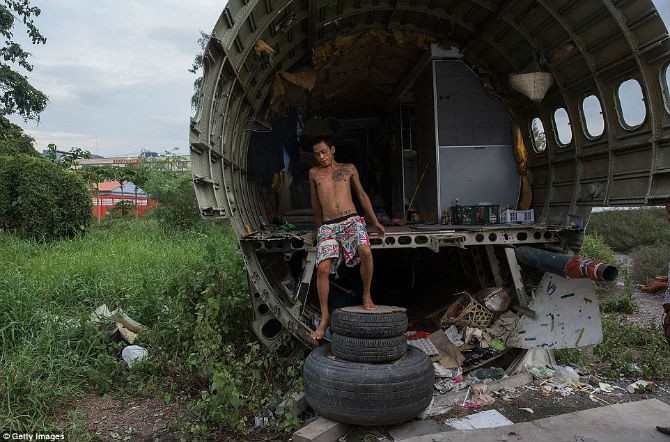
309, 168, 323, 227
350, 165, 385, 237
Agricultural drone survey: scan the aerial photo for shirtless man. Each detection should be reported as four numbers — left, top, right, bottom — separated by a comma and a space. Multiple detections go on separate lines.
309, 137, 385, 340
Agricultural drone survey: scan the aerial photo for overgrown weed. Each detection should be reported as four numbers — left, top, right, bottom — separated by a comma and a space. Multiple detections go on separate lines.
630, 244, 669, 284
594, 314, 669, 379
600, 270, 639, 314
1, 219, 303, 438
586, 207, 669, 252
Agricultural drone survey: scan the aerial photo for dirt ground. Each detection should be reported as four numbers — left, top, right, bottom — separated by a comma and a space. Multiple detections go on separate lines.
63, 255, 670, 441
61, 394, 195, 441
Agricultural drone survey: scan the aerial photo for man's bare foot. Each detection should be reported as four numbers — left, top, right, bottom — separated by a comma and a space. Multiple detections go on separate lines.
363, 295, 377, 310
311, 319, 329, 340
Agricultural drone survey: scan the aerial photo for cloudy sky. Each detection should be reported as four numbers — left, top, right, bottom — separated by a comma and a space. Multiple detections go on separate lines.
9, 0, 221, 157
8, 1, 670, 158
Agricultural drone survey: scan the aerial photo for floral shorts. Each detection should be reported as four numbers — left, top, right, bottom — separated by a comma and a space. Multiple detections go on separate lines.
316, 214, 370, 273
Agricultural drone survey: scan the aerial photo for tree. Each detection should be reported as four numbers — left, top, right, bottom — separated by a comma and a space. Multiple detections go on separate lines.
0, 154, 91, 241
0, 114, 36, 155
189, 31, 210, 110
0, 0, 48, 121
531, 119, 546, 152
45, 143, 92, 169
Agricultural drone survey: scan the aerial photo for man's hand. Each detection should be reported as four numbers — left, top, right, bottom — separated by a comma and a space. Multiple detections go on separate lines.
641, 277, 668, 294
373, 221, 386, 237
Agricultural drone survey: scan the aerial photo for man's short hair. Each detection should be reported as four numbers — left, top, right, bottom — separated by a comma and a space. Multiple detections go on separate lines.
311, 136, 333, 148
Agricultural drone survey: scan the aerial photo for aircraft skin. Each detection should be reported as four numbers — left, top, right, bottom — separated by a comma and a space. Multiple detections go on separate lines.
190, 0, 670, 349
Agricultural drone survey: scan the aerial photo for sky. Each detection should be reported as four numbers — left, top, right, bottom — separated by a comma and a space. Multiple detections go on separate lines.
7, 1, 670, 158
9, 0, 221, 157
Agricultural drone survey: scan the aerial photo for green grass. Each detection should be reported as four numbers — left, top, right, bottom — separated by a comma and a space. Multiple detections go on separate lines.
594, 313, 670, 379
0, 219, 239, 432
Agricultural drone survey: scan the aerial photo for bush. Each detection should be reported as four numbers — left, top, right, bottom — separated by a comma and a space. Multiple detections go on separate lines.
142, 172, 204, 230
0, 155, 91, 241
581, 235, 616, 264
142, 229, 305, 433
586, 208, 669, 252
630, 244, 668, 284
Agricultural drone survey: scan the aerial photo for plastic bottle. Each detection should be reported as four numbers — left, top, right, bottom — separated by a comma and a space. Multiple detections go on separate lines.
440, 208, 448, 225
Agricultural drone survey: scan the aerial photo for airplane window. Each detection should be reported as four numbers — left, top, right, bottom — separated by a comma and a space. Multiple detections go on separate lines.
617, 78, 646, 128
553, 107, 572, 147
662, 63, 670, 115
530, 117, 546, 152
581, 95, 605, 139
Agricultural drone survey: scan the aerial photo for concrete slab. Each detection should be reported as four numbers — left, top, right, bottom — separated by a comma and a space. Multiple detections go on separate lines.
445, 409, 513, 430
276, 392, 307, 417
293, 417, 349, 442
395, 399, 670, 442
387, 420, 453, 440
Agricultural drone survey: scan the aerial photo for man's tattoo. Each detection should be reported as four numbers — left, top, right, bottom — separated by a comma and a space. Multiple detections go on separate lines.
332, 164, 353, 182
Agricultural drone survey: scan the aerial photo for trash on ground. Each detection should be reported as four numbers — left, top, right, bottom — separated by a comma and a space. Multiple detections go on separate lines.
444, 409, 512, 430
474, 367, 505, 380
489, 339, 506, 351
444, 325, 464, 346
475, 287, 512, 313
427, 330, 465, 368
254, 416, 271, 427
433, 362, 458, 378
90, 304, 146, 344
408, 337, 439, 356
528, 365, 556, 380
485, 311, 519, 341
598, 382, 614, 393
122, 345, 148, 368
461, 384, 495, 408
553, 365, 580, 383
519, 407, 534, 414
408, 331, 431, 340
627, 380, 656, 393
109, 323, 138, 344
110, 308, 145, 333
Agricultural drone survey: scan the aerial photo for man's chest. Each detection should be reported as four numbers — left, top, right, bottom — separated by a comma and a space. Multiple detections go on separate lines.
316, 168, 352, 187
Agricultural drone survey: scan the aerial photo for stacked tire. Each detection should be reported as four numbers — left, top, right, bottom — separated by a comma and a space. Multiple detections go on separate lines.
303, 306, 435, 426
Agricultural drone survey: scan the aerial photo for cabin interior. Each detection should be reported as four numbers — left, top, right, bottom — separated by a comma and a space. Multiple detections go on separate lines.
190, 1, 670, 347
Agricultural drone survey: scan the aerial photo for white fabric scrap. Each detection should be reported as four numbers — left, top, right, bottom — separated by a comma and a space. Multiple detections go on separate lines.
408, 337, 439, 356
445, 325, 464, 346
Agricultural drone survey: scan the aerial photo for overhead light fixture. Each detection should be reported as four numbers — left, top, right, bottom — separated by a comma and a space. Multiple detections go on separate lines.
509, 60, 554, 102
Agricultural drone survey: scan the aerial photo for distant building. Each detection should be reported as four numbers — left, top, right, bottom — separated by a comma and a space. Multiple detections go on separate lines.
77, 154, 190, 172
90, 181, 157, 219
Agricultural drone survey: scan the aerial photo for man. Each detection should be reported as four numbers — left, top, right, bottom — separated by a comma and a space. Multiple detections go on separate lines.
639, 196, 670, 436
309, 137, 385, 340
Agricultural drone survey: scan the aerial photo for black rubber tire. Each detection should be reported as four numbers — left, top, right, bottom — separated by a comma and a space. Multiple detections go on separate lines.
303, 345, 434, 426
331, 333, 408, 363
330, 308, 408, 338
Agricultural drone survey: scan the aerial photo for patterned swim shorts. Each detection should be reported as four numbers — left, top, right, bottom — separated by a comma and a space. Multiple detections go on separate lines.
316, 214, 370, 273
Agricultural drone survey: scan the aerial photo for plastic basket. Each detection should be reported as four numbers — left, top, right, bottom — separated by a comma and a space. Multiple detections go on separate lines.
451, 205, 499, 225
451, 205, 476, 225
440, 292, 493, 329
474, 205, 499, 224
501, 209, 535, 224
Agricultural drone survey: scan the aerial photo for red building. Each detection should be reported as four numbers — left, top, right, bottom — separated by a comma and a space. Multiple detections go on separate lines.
91, 181, 157, 220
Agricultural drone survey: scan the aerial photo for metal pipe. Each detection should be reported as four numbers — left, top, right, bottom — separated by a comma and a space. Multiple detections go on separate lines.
514, 246, 618, 282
